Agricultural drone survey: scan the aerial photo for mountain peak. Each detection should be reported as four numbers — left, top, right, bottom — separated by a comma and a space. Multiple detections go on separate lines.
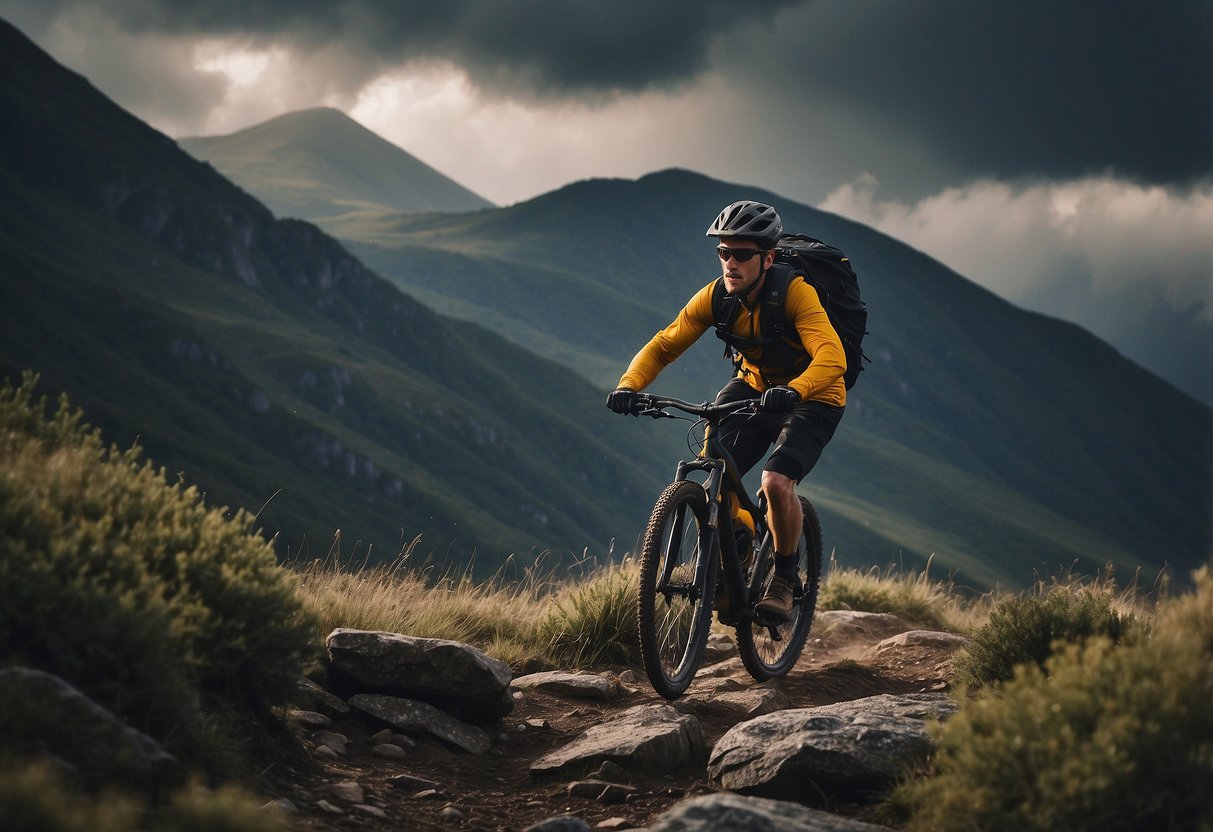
180, 107, 494, 219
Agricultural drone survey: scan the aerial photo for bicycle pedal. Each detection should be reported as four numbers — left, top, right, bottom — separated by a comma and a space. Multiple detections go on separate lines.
753, 609, 789, 630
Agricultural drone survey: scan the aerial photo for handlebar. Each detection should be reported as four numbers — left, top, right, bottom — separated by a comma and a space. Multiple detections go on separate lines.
631, 393, 757, 421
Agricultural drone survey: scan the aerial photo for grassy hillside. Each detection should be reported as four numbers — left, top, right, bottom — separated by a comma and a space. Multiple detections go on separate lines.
0, 20, 669, 575
320, 171, 1212, 589
7, 372, 1206, 831
180, 107, 494, 220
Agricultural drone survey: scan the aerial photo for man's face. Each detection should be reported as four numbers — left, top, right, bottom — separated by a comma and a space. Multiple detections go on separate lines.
717, 237, 772, 297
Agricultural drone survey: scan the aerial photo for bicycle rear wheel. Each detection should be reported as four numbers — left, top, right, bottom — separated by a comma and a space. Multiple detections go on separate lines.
736, 496, 822, 680
637, 479, 717, 699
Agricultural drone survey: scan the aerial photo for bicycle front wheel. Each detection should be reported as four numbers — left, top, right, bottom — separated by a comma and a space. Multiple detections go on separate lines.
736, 495, 822, 680
637, 479, 716, 699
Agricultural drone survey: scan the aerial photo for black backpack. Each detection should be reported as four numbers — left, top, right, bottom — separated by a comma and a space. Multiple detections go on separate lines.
711, 234, 868, 389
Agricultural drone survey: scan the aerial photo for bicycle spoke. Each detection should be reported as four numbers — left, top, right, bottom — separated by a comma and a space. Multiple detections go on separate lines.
736, 496, 821, 681
638, 481, 716, 699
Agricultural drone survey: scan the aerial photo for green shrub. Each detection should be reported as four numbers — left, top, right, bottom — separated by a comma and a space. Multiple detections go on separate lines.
0, 760, 287, 832
0, 375, 318, 777
155, 780, 289, 832
536, 564, 639, 668
0, 759, 140, 832
953, 580, 1137, 689
818, 555, 963, 631
897, 571, 1213, 831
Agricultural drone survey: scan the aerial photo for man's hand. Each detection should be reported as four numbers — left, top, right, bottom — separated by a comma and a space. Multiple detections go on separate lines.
606, 387, 638, 415
759, 385, 800, 413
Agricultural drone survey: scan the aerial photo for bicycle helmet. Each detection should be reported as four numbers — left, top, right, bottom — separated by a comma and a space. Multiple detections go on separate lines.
706, 201, 783, 248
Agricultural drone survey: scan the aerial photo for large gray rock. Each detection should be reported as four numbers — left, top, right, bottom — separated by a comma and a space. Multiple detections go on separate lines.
708, 693, 956, 803
530, 704, 705, 779
647, 792, 896, 831
675, 683, 790, 720
0, 667, 181, 792
814, 611, 908, 639
511, 670, 616, 701
326, 628, 513, 721
348, 694, 491, 754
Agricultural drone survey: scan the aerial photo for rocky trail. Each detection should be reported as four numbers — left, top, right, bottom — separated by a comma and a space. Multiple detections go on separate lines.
271, 612, 968, 831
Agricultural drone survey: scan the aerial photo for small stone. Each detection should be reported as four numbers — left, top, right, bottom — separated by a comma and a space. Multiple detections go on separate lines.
313, 745, 339, 759
313, 731, 348, 755
369, 728, 394, 744
440, 806, 465, 820
351, 804, 387, 819
618, 670, 637, 684
373, 743, 408, 760
593, 760, 629, 782
327, 781, 363, 803
596, 784, 635, 805
567, 780, 636, 804
260, 798, 298, 813
314, 799, 344, 815
595, 818, 634, 829
525, 718, 551, 730
388, 773, 440, 791
287, 709, 330, 727
413, 788, 443, 799
568, 780, 611, 798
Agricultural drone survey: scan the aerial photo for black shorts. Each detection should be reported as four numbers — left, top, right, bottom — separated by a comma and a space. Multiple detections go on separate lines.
712, 378, 844, 483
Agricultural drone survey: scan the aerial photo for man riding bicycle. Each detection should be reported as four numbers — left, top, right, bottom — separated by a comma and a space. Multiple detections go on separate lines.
606, 200, 846, 622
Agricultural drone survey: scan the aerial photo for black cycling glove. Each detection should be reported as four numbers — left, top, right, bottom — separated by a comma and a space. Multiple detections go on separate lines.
606, 387, 638, 415
759, 385, 800, 414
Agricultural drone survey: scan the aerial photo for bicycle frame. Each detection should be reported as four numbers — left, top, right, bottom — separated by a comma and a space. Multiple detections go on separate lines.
657, 401, 769, 625
632, 391, 822, 696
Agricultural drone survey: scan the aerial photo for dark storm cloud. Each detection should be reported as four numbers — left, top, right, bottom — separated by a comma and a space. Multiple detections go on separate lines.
6, 0, 1208, 187
759, 0, 1213, 187
24, 0, 802, 96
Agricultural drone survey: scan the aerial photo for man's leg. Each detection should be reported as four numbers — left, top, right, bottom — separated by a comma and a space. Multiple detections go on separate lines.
755, 401, 844, 622
761, 469, 803, 569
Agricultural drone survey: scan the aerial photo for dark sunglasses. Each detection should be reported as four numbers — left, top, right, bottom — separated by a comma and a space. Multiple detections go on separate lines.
716, 246, 767, 263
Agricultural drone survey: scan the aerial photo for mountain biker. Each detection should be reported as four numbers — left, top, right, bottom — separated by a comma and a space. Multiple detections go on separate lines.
606, 200, 846, 622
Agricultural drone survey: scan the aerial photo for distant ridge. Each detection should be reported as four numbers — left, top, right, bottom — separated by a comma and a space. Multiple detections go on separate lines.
0, 19, 667, 574
180, 107, 494, 220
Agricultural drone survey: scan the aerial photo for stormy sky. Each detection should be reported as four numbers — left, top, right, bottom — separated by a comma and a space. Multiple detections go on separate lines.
3, 0, 1211, 401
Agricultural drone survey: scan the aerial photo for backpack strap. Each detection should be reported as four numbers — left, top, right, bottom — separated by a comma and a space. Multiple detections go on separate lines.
711, 278, 746, 374
759, 265, 795, 341
711, 267, 808, 384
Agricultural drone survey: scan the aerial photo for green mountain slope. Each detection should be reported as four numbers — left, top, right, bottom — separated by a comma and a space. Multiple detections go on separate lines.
319, 172, 1212, 589
180, 107, 494, 220
0, 20, 666, 574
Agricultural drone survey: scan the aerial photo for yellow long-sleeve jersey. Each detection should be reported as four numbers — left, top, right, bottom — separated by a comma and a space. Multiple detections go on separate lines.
618, 275, 847, 407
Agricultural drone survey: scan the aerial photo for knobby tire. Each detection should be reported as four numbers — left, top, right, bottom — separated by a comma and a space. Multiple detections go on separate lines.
637, 480, 716, 699
736, 495, 822, 680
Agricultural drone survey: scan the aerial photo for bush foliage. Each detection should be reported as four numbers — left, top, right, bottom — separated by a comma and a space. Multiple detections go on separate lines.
0, 760, 288, 832
899, 569, 1213, 832
0, 375, 317, 775
952, 578, 1137, 689
535, 564, 639, 668
817, 555, 968, 631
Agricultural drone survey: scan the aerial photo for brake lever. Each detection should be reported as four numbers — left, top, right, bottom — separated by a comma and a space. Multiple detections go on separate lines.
638, 407, 676, 419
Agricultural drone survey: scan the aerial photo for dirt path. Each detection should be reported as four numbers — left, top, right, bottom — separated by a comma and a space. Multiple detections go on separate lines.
274, 620, 959, 831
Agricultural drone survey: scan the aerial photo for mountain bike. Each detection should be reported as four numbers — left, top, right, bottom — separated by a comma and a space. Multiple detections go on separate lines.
625, 392, 822, 699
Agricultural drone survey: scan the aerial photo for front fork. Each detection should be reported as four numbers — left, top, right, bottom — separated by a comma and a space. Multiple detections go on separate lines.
663, 459, 748, 607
